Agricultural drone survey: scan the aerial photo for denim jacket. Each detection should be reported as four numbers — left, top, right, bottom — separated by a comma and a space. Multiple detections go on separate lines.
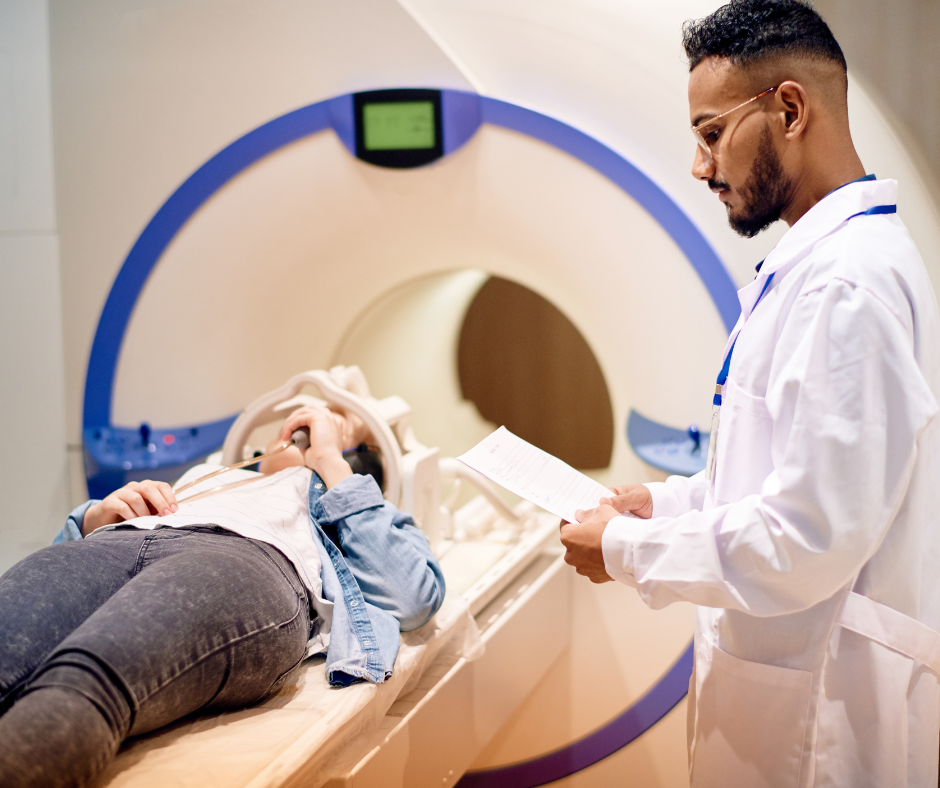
55, 474, 445, 687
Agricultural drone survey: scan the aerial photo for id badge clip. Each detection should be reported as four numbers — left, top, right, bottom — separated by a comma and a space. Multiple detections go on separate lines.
705, 385, 721, 487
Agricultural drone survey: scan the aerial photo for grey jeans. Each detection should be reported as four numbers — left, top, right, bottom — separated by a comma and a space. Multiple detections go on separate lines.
0, 525, 311, 788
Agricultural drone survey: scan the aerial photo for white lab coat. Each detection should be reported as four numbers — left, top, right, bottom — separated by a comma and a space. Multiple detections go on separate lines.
603, 179, 940, 788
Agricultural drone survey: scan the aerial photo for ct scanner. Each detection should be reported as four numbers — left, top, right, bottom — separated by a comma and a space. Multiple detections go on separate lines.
45, 1, 940, 786
83, 86, 739, 497
83, 83, 714, 788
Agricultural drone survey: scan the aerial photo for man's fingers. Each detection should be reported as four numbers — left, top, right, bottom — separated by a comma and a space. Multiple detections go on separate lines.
574, 486, 648, 524
599, 487, 653, 518
573, 562, 611, 582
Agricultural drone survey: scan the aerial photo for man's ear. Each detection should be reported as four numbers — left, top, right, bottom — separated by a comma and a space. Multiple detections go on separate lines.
776, 80, 809, 140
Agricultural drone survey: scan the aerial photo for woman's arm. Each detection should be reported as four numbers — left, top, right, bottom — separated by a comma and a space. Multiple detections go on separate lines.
81, 481, 178, 535
314, 475, 446, 631
53, 501, 97, 543
51, 481, 179, 543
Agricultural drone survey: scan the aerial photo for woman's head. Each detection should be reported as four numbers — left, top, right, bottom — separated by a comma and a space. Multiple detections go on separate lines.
259, 404, 382, 487
342, 443, 385, 490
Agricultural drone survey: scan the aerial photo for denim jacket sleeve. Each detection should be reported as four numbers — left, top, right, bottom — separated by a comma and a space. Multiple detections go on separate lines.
52, 501, 98, 544
309, 473, 447, 686
316, 474, 445, 631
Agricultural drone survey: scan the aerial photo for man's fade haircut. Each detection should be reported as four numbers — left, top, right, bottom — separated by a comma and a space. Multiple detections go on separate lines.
682, 0, 846, 75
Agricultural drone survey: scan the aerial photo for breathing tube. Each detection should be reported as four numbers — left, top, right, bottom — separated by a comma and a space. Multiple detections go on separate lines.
174, 428, 312, 499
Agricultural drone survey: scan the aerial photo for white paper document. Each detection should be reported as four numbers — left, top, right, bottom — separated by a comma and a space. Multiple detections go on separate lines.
458, 426, 613, 523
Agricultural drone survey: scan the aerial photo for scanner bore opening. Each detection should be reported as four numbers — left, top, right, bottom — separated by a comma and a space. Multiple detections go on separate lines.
332, 270, 614, 472
458, 276, 613, 470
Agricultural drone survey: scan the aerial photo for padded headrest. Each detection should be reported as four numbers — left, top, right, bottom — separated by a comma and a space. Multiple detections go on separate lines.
220, 366, 412, 506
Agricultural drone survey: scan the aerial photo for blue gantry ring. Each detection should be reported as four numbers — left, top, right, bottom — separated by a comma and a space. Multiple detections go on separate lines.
457, 642, 694, 787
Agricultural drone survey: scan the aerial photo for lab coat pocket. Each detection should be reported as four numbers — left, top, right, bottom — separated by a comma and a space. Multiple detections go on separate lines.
714, 376, 774, 503
691, 640, 812, 788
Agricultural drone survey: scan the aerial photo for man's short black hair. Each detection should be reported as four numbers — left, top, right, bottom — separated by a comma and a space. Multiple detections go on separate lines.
682, 0, 846, 74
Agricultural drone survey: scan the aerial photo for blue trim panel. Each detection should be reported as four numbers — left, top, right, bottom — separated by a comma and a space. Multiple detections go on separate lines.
83, 415, 237, 472
456, 641, 694, 788
627, 409, 707, 477
83, 414, 237, 499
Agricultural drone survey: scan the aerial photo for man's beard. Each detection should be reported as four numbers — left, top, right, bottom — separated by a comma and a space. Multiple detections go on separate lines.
713, 124, 792, 238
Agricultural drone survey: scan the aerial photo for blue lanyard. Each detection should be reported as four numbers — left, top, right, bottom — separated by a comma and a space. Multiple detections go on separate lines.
713, 202, 896, 408
846, 203, 896, 221
713, 272, 775, 406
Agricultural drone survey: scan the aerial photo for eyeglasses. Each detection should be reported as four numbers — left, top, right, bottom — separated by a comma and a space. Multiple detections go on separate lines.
691, 86, 778, 160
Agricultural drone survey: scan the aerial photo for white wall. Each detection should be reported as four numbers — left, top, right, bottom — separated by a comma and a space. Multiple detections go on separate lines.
814, 0, 940, 200
0, 0, 68, 573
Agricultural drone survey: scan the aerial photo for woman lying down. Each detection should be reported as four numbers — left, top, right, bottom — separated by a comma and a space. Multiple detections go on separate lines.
0, 405, 445, 788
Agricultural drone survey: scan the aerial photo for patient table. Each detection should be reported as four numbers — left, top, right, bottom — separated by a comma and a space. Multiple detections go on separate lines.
90, 368, 567, 788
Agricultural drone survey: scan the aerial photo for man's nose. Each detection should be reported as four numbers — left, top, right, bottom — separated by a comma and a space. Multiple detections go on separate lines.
691, 145, 715, 181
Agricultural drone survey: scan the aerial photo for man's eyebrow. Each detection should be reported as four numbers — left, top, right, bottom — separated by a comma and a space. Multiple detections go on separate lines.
692, 112, 716, 128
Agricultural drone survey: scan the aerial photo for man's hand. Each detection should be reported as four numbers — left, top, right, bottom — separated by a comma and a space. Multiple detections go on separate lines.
559, 504, 621, 584
280, 405, 354, 488
559, 484, 653, 583
82, 481, 178, 537
600, 484, 653, 519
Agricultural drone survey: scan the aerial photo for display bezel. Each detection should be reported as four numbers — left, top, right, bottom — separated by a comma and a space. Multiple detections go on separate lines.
354, 89, 443, 169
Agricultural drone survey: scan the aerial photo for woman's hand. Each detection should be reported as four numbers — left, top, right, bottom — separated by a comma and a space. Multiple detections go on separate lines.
82, 480, 178, 537
279, 405, 354, 488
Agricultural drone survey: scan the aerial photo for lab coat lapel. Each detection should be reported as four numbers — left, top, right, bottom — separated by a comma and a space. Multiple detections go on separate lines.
719, 180, 896, 372
760, 179, 899, 279
719, 274, 771, 361
722, 178, 899, 357
737, 275, 770, 321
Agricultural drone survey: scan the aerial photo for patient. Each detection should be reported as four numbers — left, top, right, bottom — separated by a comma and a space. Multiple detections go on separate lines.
0, 404, 445, 788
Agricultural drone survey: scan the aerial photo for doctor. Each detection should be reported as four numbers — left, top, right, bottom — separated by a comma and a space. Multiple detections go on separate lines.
561, 1, 940, 786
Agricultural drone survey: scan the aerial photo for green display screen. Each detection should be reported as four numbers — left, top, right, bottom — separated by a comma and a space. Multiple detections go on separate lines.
362, 101, 435, 151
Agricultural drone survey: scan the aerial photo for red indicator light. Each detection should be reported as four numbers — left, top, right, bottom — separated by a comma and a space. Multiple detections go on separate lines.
163, 434, 176, 445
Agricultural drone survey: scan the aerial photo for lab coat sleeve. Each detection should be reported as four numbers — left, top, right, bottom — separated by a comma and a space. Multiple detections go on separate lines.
645, 470, 709, 518
604, 279, 938, 615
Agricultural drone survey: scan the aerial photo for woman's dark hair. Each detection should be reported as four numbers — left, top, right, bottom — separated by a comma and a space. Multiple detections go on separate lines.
682, 0, 846, 73
343, 443, 385, 491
